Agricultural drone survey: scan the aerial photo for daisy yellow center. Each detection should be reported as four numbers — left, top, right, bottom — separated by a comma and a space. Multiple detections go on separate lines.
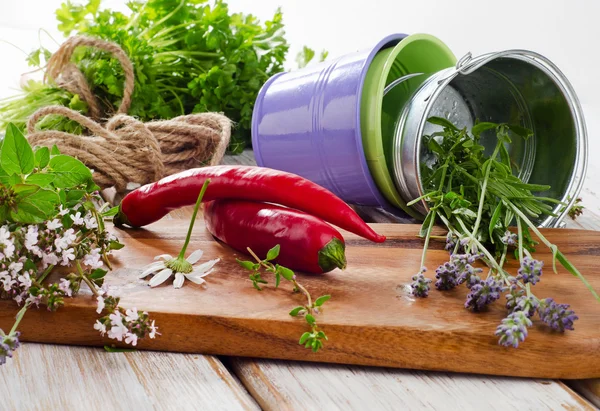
165, 258, 193, 274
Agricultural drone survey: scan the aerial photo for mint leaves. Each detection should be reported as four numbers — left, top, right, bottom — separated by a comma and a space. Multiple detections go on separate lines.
0, 123, 96, 224
1, 123, 35, 175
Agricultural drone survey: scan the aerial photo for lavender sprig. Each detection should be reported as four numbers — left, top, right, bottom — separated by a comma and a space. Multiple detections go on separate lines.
517, 257, 544, 285
411, 268, 432, 297
538, 298, 578, 332
495, 311, 532, 348
465, 277, 506, 311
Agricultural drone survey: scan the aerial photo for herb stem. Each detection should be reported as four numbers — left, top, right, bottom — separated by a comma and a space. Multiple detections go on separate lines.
178, 180, 210, 260
77, 261, 99, 297
471, 144, 501, 237
420, 210, 437, 268
10, 302, 31, 335
37, 264, 55, 284
516, 217, 524, 262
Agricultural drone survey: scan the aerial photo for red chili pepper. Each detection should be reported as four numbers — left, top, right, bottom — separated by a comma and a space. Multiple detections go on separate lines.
114, 166, 385, 243
204, 200, 347, 274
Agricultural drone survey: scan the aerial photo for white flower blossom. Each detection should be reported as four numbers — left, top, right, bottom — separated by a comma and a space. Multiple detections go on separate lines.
0, 226, 10, 243
83, 248, 103, 269
107, 312, 128, 341
70, 212, 84, 225
124, 332, 138, 346
96, 296, 105, 314
149, 320, 159, 339
84, 212, 98, 230
17, 273, 32, 289
9, 262, 23, 275
2, 277, 16, 292
61, 248, 76, 266
139, 249, 219, 289
42, 253, 60, 267
59, 278, 72, 297
24, 226, 39, 249
25, 294, 42, 307
93, 320, 107, 336
58, 205, 69, 216
2, 240, 15, 259
125, 308, 139, 322
46, 219, 62, 231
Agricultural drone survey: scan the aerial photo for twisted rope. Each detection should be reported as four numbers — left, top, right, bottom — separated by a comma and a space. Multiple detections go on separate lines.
28, 36, 231, 193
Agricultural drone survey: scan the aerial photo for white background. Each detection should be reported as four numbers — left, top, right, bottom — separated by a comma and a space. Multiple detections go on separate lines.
1, 0, 599, 211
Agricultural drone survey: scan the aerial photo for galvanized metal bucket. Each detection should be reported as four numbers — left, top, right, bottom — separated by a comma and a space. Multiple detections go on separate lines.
390, 50, 588, 227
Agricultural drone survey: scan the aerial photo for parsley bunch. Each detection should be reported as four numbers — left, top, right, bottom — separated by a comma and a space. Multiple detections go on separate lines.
411, 117, 598, 347
0, 0, 290, 153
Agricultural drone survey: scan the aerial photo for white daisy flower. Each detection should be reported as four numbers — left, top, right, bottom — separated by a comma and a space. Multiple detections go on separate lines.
139, 249, 219, 289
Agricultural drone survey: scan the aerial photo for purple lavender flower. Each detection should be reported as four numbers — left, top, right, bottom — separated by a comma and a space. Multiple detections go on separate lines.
505, 284, 524, 312
411, 267, 432, 298
0, 331, 20, 365
465, 277, 506, 311
495, 311, 532, 348
517, 257, 543, 285
501, 231, 518, 247
444, 232, 457, 253
514, 295, 539, 317
453, 253, 484, 287
538, 298, 578, 332
435, 262, 458, 290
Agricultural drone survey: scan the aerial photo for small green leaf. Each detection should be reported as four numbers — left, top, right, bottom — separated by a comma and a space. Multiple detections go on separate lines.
10, 184, 60, 223
48, 155, 92, 188
452, 208, 477, 219
34, 146, 50, 169
277, 265, 295, 281
50, 145, 61, 155
102, 206, 119, 217
1, 123, 35, 175
507, 124, 533, 140
299, 332, 311, 345
427, 116, 458, 131
289, 306, 305, 317
471, 122, 497, 136
419, 211, 434, 238
275, 271, 281, 288
314, 295, 331, 307
305, 314, 316, 326
90, 268, 108, 279
266, 244, 280, 261
108, 241, 124, 250
488, 203, 503, 243
25, 173, 55, 187
237, 259, 255, 271
24, 259, 36, 272
65, 189, 85, 206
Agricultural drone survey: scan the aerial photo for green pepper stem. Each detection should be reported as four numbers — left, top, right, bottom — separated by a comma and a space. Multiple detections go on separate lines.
178, 180, 210, 260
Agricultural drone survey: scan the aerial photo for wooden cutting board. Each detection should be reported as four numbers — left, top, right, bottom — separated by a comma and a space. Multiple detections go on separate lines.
1, 220, 599, 379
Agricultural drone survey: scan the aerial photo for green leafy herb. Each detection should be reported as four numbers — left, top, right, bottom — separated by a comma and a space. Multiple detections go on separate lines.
238, 245, 330, 352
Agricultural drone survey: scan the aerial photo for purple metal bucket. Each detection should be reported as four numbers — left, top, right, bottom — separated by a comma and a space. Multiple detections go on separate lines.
252, 33, 408, 207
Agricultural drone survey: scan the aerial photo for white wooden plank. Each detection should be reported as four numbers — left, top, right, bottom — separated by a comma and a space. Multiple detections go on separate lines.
0, 344, 259, 411
231, 359, 594, 411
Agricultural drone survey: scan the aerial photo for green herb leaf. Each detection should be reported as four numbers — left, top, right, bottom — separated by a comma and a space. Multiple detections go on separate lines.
305, 314, 316, 326
314, 295, 331, 307
25, 173, 55, 187
419, 211, 435, 238
237, 260, 255, 271
90, 268, 108, 279
1, 123, 35, 175
471, 122, 497, 137
427, 116, 458, 131
299, 332, 311, 345
289, 306, 305, 317
50, 145, 61, 156
102, 206, 120, 217
34, 146, 50, 169
108, 240, 124, 250
10, 184, 60, 223
266, 244, 280, 261
48, 155, 93, 188
65, 189, 86, 206
277, 265, 295, 281
508, 124, 533, 140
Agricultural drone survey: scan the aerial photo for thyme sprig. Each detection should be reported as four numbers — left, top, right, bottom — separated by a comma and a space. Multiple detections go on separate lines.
238, 245, 330, 352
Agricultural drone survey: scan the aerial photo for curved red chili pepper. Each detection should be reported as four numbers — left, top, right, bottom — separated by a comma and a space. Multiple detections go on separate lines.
204, 200, 346, 274
114, 166, 385, 243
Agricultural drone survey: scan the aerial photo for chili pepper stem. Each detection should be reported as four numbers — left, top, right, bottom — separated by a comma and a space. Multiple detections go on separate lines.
317, 238, 347, 272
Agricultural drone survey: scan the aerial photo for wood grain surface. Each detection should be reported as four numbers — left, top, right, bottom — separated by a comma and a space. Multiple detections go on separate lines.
0, 343, 259, 411
229, 359, 595, 411
1, 220, 598, 379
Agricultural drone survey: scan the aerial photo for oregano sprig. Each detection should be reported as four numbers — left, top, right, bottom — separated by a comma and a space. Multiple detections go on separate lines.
238, 245, 330, 352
